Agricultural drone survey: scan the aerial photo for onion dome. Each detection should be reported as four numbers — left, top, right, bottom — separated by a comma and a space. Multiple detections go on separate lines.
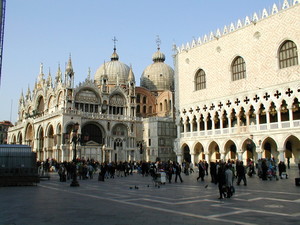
94, 47, 130, 85
152, 50, 165, 62
141, 48, 174, 92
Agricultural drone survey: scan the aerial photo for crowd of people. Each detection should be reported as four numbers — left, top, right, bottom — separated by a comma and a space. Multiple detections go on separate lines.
36, 157, 293, 199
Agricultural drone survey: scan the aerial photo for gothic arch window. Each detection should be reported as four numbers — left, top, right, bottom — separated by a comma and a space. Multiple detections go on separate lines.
195, 69, 206, 91
143, 96, 147, 104
143, 105, 146, 113
279, 40, 298, 69
160, 103, 163, 111
136, 105, 140, 114
232, 56, 246, 81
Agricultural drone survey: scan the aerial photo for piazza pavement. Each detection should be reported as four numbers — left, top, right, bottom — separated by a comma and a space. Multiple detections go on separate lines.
0, 167, 300, 225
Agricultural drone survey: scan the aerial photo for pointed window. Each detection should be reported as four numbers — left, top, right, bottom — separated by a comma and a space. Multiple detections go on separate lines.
232, 56, 246, 81
195, 69, 206, 91
279, 40, 298, 69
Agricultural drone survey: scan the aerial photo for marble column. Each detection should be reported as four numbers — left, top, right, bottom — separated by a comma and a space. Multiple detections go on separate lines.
278, 148, 285, 162
191, 154, 195, 165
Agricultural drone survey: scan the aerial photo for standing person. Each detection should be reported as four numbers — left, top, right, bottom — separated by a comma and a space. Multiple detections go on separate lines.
197, 161, 205, 181
287, 158, 290, 169
204, 161, 209, 176
174, 162, 183, 183
278, 161, 286, 179
210, 162, 217, 184
236, 161, 247, 186
217, 163, 226, 199
225, 164, 234, 198
189, 162, 194, 174
166, 162, 174, 183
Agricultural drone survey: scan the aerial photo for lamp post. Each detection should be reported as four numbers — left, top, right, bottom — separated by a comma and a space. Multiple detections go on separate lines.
70, 122, 80, 187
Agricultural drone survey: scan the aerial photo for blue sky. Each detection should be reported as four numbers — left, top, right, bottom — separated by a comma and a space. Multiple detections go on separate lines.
0, 0, 279, 122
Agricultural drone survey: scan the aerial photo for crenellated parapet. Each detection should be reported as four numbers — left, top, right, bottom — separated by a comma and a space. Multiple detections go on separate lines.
176, 0, 299, 54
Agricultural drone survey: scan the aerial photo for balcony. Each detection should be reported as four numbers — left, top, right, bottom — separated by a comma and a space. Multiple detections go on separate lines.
180, 119, 300, 138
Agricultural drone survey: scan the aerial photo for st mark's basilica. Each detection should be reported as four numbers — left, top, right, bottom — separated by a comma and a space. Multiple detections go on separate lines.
8, 0, 300, 166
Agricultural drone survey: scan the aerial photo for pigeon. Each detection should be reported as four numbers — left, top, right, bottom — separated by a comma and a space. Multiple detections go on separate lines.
205, 185, 208, 188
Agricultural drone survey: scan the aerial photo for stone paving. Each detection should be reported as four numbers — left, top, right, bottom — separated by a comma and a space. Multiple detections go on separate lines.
0, 167, 300, 225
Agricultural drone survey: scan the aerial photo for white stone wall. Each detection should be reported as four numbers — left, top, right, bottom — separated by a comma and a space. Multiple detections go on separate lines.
176, 4, 300, 109
174, 2, 300, 164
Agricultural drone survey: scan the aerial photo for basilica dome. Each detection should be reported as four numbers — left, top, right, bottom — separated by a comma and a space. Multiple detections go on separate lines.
141, 49, 174, 92
94, 48, 130, 85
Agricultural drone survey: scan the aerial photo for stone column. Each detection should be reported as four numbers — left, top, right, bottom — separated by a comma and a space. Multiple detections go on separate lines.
191, 153, 195, 165
256, 112, 260, 131
204, 118, 208, 135
278, 148, 285, 162
277, 109, 282, 128
288, 107, 293, 128
237, 150, 243, 161
204, 152, 209, 163
177, 154, 182, 164
266, 110, 270, 129
220, 115, 223, 134
228, 116, 232, 133
220, 152, 225, 161
256, 146, 263, 160
246, 112, 250, 127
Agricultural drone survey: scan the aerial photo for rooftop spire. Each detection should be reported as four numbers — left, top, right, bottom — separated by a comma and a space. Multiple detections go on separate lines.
111, 36, 119, 61
39, 63, 44, 75
87, 67, 91, 80
66, 54, 73, 70
66, 54, 74, 76
56, 63, 62, 83
128, 64, 135, 83
156, 35, 161, 50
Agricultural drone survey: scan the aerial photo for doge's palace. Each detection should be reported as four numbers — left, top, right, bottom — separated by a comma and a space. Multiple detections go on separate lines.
174, 0, 300, 165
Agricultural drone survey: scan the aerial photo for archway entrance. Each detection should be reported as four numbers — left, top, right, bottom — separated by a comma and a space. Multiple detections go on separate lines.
80, 123, 103, 161
208, 141, 220, 162
284, 135, 300, 165
261, 138, 278, 161
183, 145, 191, 163
194, 142, 204, 164
224, 140, 237, 161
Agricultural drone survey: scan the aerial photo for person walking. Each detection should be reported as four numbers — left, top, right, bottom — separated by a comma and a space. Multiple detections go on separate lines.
197, 161, 205, 181
225, 164, 234, 198
174, 162, 183, 183
217, 163, 226, 199
236, 161, 247, 186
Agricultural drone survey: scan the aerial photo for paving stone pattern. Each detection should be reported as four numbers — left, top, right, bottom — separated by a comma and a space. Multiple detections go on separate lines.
0, 168, 299, 225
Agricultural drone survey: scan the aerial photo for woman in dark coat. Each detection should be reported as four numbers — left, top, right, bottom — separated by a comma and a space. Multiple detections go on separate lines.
217, 163, 226, 199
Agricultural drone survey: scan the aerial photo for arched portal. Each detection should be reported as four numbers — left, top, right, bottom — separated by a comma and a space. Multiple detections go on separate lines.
81, 124, 103, 145
111, 124, 128, 162
25, 124, 34, 147
37, 127, 44, 160
183, 144, 191, 163
194, 142, 204, 164
47, 125, 54, 159
224, 140, 237, 161
284, 135, 300, 165
261, 138, 278, 161
208, 141, 220, 162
